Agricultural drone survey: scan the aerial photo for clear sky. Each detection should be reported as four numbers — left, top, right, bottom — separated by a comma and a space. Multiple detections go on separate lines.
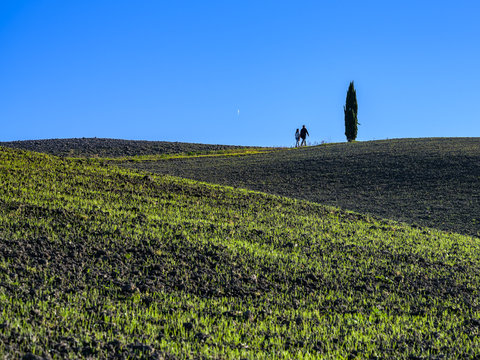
1, 1, 479, 146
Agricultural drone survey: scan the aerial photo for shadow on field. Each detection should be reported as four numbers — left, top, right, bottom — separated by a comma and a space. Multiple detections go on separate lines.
119, 138, 480, 237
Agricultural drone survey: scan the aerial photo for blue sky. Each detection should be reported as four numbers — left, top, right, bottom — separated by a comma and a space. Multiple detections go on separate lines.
1, 1, 479, 146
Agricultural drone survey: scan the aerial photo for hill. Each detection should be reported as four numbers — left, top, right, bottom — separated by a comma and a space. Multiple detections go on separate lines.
1, 146, 480, 358
116, 137, 480, 238
0, 138, 249, 158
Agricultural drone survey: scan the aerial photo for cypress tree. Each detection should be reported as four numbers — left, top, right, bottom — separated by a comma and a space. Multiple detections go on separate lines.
344, 81, 359, 142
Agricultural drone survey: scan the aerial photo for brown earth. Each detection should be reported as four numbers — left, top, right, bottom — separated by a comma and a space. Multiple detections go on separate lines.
1, 141, 480, 358
0, 138, 247, 158
117, 137, 480, 238
3, 137, 479, 237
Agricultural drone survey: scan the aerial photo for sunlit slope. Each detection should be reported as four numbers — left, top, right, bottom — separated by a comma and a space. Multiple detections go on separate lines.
121, 137, 480, 237
1, 147, 480, 359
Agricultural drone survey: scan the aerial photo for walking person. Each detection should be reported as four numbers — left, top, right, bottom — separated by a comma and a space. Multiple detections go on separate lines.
295, 128, 300, 147
300, 125, 309, 146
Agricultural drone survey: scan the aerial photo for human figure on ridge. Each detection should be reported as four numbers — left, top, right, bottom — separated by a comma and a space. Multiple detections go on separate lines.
295, 128, 300, 147
300, 125, 309, 146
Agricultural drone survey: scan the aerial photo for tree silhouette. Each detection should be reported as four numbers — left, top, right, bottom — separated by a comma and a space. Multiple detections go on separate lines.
344, 81, 359, 142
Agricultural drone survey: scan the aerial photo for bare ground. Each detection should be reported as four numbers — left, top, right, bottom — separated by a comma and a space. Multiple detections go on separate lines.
0, 138, 246, 158
3, 137, 479, 237
118, 138, 480, 237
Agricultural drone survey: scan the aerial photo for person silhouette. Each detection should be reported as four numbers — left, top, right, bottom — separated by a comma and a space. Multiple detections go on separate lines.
300, 125, 309, 146
295, 129, 300, 147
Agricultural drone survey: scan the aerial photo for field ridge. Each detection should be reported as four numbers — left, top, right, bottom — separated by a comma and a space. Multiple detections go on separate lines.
1, 146, 480, 358
0, 138, 256, 158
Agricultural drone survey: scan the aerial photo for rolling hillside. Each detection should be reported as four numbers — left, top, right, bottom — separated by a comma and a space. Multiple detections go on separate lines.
1, 145, 480, 358
116, 137, 480, 238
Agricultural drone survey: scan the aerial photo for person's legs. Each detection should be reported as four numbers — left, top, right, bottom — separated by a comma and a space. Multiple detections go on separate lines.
301, 137, 306, 146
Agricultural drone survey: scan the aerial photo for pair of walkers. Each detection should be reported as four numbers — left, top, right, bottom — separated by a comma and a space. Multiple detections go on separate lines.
295, 125, 309, 147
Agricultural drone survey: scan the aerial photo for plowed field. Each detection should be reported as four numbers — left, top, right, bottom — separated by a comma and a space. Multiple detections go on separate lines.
118, 138, 480, 237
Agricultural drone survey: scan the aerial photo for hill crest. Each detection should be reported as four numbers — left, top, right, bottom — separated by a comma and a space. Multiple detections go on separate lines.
0, 137, 251, 158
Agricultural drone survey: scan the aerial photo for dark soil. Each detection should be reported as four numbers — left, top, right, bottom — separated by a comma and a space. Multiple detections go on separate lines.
2, 144, 480, 358
119, 137, 480, 237
0, 138, 246, 158
3, 137, 479, 237
0, 232, 269, 358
